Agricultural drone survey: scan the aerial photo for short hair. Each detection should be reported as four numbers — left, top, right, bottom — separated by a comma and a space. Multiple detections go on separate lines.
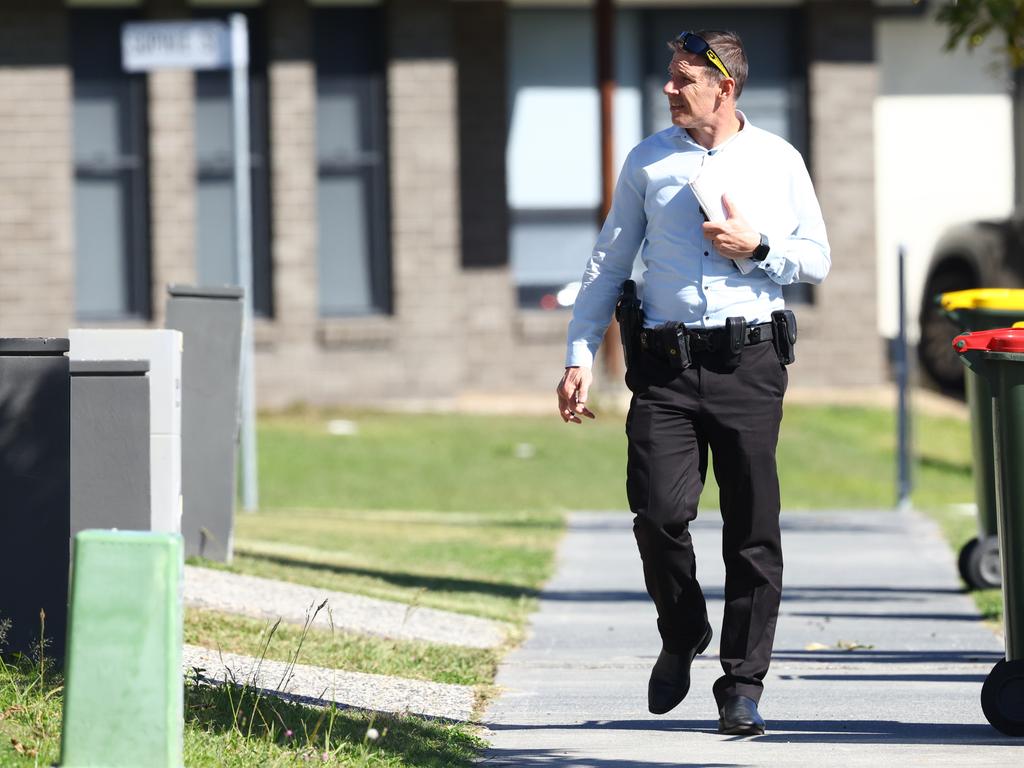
668, 30, 749, 99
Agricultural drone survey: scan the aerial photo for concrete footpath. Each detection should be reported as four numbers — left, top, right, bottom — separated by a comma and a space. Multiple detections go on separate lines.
480, 510, 1021, 767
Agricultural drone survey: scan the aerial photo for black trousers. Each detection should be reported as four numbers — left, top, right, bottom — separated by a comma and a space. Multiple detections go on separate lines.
625, 339, 787, 705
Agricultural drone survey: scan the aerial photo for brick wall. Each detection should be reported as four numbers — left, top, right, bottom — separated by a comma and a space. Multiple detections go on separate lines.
385, 0, 464, 397
250, 0, 468, 407
0, 0, 889, 407
454, 1, 519, 393
0, 1, 73, 338
794, 0, 885, 387
147, 0, 197, 324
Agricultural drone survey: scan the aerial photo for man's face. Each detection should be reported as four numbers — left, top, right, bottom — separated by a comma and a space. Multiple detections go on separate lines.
663, 51, 722, 129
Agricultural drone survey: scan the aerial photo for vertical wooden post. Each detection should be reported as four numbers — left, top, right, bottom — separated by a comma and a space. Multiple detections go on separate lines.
596, 0, 622, 378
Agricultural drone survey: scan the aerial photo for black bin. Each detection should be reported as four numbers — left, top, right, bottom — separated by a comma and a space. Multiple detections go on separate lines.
0, 338, 70, 661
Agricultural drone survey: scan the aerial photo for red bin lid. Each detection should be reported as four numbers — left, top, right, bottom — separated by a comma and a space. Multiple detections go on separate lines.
953, 328, 1024, 354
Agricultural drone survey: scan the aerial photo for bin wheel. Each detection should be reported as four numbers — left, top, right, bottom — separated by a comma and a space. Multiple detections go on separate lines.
958, 536, 1002, 590
982, 659, 1024, 736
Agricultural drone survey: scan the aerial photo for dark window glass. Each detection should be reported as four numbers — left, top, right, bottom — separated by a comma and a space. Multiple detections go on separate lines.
643, 8, 813, 304
193, 8, 273, 317
313, 7, 391, 316
71, 10, 151, 320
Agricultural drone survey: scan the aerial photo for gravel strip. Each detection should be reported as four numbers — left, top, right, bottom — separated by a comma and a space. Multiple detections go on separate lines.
183, 644, 476, 722
185, 565, 508, 650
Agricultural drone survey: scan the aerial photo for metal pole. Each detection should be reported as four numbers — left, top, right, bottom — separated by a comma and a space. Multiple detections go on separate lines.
231, 13, 258, 512
595, 0, 621, 378
896, 244, 912, 510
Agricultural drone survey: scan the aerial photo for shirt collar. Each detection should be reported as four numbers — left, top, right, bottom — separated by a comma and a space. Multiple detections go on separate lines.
673, 109, 751, 154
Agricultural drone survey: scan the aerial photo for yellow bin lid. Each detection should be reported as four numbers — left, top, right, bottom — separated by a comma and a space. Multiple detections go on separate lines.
940, 288, 1024, 311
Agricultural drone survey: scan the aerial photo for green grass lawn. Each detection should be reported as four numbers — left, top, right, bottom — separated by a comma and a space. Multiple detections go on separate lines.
0, 654, 482, 768
1, 403, 984, 766
185, 609, 499, 687
229, 508, 559, 622
256, 404, 973, 514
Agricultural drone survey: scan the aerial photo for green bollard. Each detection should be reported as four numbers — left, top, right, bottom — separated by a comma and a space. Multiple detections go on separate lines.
955, 328, 1024, 736
941, 289, 1024, 589
60, 531, 184, 767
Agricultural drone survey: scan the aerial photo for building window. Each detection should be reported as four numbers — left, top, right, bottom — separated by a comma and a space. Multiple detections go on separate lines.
507, 9, 601, 310
506, 7, 813, 308
642, 8, 813, 304
313, 6, 391, 317
71, 9, 151, 320
193, 8, 274, 317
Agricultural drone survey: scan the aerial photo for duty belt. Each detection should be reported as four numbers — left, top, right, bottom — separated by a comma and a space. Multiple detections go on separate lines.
640, 321, 774, 360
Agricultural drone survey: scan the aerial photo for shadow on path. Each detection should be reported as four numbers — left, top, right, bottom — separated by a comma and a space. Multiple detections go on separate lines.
771, 649, 1002, 665
481, 752, 738, 767
234, 550, 539, 601
539, 584, 966, 604
486, 718, 1017, 746
788, 610, 983, 622
780, 672, 986, 683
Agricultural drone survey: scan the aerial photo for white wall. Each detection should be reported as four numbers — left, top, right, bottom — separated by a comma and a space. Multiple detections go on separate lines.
874, 11, 1014, 340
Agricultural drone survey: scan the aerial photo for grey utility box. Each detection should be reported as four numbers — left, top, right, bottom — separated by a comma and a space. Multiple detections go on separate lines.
70, 360, 151, 540
0, 338, 70, 661
165, 285, 244, 563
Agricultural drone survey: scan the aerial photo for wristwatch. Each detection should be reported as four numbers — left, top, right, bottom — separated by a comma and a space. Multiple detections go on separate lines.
752, 233, 770, 262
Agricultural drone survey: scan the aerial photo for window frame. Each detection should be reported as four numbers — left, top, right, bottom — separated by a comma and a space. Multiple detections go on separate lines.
70, 7, 153, 321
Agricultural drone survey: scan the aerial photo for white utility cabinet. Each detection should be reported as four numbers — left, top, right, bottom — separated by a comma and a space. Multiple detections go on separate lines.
69, 329, 183, 534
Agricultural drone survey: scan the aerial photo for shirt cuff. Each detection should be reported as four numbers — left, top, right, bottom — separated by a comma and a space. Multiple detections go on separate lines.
566, 339, 596, 368
756, 251, 789, 281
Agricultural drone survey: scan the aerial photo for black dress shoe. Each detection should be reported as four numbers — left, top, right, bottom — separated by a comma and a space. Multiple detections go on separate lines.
647, 624, 712, 715
717, 695, 766, 735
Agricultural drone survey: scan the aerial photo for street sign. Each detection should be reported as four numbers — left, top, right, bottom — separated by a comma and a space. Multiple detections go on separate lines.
121, 20, 235, 72
120, 15, 260, 513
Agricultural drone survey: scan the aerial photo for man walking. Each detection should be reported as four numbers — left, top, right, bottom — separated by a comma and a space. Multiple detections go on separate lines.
556, 30, 829, 735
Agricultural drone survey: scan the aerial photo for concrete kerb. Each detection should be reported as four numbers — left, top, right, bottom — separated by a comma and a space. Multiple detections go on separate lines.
183, 644, 477, 723
185, 565, 511, 650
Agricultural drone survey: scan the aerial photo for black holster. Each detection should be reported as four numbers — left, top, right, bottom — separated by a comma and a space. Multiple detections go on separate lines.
723, 316, 747, 370
662, 323, 691, 371
771, 309, 798, 365
615, 280, 644, 370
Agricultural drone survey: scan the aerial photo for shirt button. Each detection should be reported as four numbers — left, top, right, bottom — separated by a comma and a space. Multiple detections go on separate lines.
704, 251, 709, 256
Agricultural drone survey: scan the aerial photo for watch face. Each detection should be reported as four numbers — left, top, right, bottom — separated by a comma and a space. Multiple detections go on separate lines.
753, 234, 770, 261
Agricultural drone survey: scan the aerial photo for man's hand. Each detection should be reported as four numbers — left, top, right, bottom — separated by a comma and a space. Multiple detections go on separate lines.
701, 194, 759, 259
557, 366, 596, 424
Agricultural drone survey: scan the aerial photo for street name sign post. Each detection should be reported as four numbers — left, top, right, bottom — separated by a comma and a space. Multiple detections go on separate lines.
122, 16, 259, 512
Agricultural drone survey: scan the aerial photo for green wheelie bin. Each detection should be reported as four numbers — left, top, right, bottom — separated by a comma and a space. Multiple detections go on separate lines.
954, 327, 1024, 736
941, 289, 1024, 589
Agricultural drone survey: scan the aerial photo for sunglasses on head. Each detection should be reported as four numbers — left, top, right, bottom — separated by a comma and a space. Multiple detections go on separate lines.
675, 31, 732, 80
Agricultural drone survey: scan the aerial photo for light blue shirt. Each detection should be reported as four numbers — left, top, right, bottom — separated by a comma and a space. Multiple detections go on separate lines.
565, 113, 830, 368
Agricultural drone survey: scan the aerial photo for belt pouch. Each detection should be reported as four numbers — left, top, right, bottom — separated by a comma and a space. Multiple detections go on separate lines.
663, 323, 691, 371
771, 309, 798, 365
724, 316, 746, 368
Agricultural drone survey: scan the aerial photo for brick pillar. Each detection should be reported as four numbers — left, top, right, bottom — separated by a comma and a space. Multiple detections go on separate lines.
454, 1, 517, 392
796, 1, 884, 386
148, 0, 196, 324
266, 0, 318, 347
388, 0, 464, 395
0, 1, 74, 336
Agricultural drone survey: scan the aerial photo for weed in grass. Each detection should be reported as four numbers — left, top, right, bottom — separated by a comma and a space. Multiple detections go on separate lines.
186, 600, 482, 766
0, 647, 64, 765
185, 607, 499, 686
